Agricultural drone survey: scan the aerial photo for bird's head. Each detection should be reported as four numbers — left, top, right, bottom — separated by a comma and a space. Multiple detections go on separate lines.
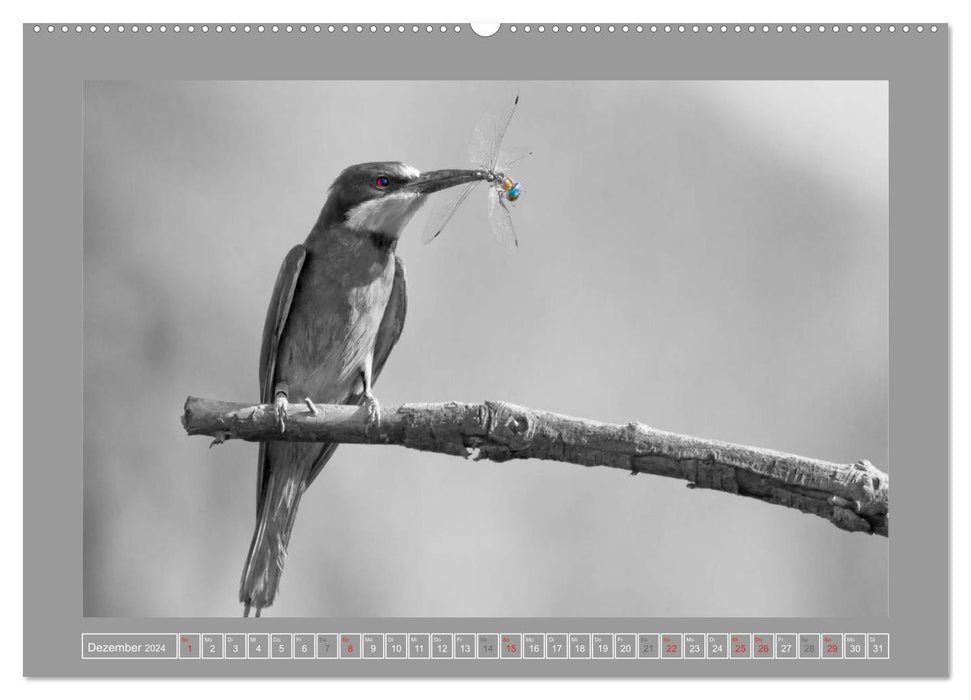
317, 161, 486, 240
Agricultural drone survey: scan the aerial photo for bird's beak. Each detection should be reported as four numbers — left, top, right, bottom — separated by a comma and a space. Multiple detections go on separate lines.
404, 169, 488, 195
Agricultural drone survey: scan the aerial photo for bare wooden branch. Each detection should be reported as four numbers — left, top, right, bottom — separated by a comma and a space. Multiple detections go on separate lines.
182, 396, 889, 537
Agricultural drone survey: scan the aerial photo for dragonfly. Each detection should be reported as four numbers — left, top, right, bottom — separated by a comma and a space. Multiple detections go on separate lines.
422, 94, 531, 254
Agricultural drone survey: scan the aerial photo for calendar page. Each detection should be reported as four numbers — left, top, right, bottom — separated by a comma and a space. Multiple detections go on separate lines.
23, 21, 947, 678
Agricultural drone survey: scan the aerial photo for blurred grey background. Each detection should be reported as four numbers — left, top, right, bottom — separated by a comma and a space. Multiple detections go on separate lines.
83, 81, 888, 618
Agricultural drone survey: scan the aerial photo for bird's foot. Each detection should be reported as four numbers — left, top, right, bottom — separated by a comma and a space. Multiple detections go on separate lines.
274, 393, 289, 433
364, 393, 382, 427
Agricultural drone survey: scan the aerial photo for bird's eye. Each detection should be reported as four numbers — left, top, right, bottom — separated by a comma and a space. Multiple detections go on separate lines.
375, 176, 389, 188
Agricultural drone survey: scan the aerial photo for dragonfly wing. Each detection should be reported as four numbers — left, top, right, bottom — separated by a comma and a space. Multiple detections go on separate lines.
469, 93, 521, 169
487, 188, 519, 254
421, 182, 479, 245
468, 118, 492, 169
495, 146, 533, 172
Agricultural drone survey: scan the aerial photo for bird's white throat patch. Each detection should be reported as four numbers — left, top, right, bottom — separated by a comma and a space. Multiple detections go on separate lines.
346, 191, 424, 237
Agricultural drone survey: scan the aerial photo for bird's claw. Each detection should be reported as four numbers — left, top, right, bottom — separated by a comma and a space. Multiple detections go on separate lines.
364, 394, 382, 427
275, 394, 289, 433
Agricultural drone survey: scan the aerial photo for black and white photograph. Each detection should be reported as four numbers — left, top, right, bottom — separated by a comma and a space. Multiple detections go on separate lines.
82, 80, 889, 619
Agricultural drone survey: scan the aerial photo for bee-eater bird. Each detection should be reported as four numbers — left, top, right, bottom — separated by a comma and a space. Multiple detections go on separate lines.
240, 162, 485, 616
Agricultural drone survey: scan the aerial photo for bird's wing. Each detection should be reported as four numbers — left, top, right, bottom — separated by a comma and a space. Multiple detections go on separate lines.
304, 255, 407, 489
372, 255, 408, 382
256, 244, 307, 506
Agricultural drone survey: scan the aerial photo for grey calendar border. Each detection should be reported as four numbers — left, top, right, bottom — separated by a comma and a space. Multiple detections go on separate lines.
23, 23, 948, 678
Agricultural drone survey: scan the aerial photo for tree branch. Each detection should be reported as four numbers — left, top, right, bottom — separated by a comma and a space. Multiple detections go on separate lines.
182, 396, 889, 537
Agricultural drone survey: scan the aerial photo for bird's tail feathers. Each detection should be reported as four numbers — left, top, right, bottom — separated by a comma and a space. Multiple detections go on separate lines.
239, 472, 305, 614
